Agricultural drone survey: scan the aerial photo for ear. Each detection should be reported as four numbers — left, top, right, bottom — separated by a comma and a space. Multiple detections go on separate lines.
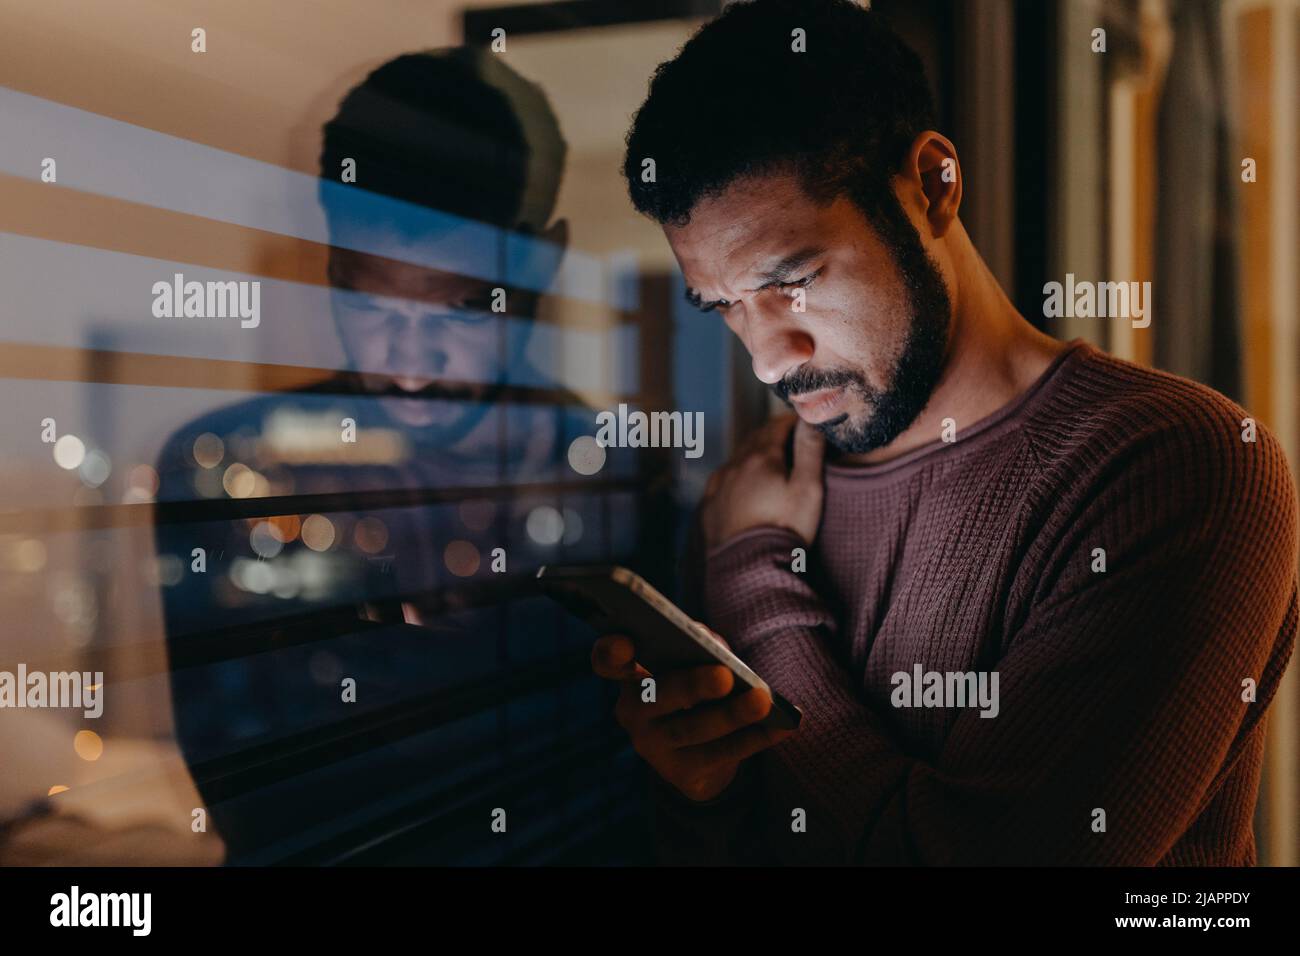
905, 131, 961, 239
514, 218, 569, 293
540, 217, 569, 253
326, 251, 346, 289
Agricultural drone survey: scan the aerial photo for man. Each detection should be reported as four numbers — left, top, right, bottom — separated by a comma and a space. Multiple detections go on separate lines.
591, 0, 1298, 865
153, 49, 646, 863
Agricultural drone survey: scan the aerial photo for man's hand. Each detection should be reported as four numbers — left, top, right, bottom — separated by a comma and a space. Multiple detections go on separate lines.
700, 414, 825, 550
592, 626, 795, 803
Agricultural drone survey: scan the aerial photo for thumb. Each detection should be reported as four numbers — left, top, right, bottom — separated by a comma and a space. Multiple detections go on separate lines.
790, 419, 825, 485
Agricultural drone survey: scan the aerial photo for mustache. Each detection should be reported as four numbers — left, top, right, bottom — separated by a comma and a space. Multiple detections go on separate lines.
771, 366, 866, 404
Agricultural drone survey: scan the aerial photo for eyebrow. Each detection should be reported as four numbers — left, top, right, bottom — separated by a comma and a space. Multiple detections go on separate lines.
684, 245, 826, 312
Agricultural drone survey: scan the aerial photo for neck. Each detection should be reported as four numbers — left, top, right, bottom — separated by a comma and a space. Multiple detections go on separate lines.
838, 219, 1066, 465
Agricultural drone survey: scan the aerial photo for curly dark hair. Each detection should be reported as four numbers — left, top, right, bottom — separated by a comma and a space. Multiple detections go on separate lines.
320, 49, 566, 234
623, 0, 936, 228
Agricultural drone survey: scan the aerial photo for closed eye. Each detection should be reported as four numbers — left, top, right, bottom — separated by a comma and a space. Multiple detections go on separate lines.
686, 267, 821, 314
775, 268, 823, 292
693, 297, 732, 314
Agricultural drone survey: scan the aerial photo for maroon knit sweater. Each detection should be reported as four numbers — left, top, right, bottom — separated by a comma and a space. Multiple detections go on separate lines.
657, 339, 1299, 866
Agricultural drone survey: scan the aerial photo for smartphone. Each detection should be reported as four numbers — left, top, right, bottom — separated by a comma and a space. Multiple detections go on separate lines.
536, 564, 801, 731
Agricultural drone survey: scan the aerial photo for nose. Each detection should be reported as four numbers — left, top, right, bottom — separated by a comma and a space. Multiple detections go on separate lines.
388, 307, 448, 379
742, 301, 814, 385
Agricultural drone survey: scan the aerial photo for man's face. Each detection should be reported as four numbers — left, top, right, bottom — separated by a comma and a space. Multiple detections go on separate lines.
328, 245, 505, 433
665, 172, 951, 454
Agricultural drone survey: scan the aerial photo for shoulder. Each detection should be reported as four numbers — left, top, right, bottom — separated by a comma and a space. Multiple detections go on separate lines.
1008, 346, 1298, 651
1025, 344, 1293, 502
1019, 343, 1297, 567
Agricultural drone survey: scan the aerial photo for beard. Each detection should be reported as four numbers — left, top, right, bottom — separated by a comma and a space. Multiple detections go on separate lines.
771, 188, 952, 455
363, 375, 500, 447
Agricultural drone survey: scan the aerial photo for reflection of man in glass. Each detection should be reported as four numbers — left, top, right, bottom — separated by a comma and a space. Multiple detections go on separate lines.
153, 49, 612, 864
321, 50, 567, 444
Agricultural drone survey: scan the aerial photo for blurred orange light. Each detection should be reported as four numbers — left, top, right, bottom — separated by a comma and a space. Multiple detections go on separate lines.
444, 540, 481, 577
73, 730, 103, 762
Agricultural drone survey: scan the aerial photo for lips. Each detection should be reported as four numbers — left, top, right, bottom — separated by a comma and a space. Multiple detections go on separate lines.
393, 376, 434, 393
789, 385, 846, 424
381, 377, 488, 403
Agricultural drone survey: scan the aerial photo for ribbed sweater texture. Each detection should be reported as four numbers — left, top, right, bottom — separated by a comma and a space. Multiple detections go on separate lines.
656, 340, 1299, 866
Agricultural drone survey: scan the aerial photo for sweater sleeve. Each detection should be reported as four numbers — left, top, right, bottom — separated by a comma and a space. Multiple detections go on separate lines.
662, 418, 1299, 866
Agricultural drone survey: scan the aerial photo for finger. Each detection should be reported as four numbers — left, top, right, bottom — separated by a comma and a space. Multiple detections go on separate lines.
765, 411, 798, 434
703, 468, 722, 499
680, 721, 796, 765
726, 421, 789, 476
735, 413, 793, 460
761, 414, 799, 465
758, 413, 797, 450
631, 663, 734, 717
614, 662, 723, 731
591, 634, 638, 679
652, 686, 772, 749
759, 416, 800, 470
691, 620, 730, 650
790, 418, 825, 484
